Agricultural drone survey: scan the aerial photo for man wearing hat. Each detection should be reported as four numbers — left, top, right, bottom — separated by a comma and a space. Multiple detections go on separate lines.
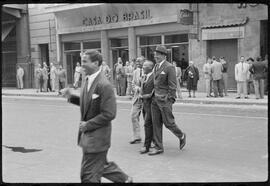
149, 45, 186, 155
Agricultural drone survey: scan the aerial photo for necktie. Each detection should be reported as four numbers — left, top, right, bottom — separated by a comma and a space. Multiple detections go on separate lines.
242, 63, 243, 71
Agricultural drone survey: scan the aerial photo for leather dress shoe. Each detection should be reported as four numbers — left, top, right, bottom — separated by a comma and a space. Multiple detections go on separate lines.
148, 148, 164, 156
129, 139, 141, 144
125, 176, 133, 183
179, 133, 186, 150
139, 147, 149, 154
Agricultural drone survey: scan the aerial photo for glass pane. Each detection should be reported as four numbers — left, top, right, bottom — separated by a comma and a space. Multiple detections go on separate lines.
165, 34, 188, 44
64, 42, 80, 51
110, 38, 128, 47
83, 41, 101, 49
140, 36, 161, 46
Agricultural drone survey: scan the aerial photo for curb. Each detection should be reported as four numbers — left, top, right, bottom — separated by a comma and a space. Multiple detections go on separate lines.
2, 93, 267, 106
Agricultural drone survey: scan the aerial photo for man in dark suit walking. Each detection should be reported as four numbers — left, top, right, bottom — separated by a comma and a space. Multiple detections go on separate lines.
138, 60, 155, 154
61, 50, 132, 183
149, 45, 186, 155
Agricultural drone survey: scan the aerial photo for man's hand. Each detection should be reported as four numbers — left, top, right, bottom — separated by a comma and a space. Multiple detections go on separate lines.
60, 88, 72, 98
79, 121, 87, 133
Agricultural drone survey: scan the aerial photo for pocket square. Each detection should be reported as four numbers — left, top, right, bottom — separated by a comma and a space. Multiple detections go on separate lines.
161, 71, 166, 74
92, 94, 99, 99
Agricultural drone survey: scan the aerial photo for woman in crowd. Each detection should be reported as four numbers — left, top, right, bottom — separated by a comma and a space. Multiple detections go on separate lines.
183, 61, 199, 98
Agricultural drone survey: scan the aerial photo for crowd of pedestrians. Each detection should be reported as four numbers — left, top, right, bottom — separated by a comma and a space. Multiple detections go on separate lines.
18, 49, 267, 101
34, 62, 66, 94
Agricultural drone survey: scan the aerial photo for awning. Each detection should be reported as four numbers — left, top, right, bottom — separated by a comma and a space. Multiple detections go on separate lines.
2, 24, 15, 41
201, 17, 248, 29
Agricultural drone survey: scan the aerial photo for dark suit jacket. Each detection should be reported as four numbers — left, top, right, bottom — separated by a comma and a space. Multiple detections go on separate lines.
249, 61, 268, 80
153, 61, 177, 102
141, 73, 154, 107
68, 71, 116, 153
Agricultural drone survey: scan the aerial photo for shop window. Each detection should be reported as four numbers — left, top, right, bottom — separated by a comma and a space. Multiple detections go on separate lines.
140, 36, 161, 46
110, 38, 128, 48
83, 41, 101, 50
64, 42, 80, 51
165, 34, 188, 44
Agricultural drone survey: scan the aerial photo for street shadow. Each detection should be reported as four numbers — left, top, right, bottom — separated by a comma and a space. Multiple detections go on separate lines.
3, 145, 42, 153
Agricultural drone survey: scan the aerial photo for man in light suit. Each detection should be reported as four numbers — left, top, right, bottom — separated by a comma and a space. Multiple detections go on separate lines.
16, 64, 24, 89
149, 45, 186, 155
129, 56, 145, 144
210, 56, 224, 97
61, 50, 132, 183
235, 56, 250, 99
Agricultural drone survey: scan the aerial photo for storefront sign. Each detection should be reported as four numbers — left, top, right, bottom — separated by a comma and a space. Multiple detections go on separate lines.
237, 3, 259, 8
177, 9, 193, 25
202, 26, 245, 40
82, 9, 151, 26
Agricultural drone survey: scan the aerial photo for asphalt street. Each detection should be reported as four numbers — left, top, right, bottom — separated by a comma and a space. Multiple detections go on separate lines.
2, 96, 268, 183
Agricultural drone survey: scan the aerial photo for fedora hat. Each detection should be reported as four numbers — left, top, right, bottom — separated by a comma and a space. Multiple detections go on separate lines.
154, 45, 168, 55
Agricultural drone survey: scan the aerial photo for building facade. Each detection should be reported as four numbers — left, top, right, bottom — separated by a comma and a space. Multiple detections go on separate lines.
11, 3, 267, 91
2, 4, 31, 88
191, 3, 268, 91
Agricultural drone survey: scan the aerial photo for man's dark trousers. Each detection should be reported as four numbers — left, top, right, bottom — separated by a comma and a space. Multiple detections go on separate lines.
142, 100, 153, 150
213, 79, 223, 97
151, 97, 183, 151
81, 150, 128, 182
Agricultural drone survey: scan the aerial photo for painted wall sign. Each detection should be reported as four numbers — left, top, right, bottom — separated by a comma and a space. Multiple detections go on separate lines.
82, 9, 151, 26
177, 9, 193, 25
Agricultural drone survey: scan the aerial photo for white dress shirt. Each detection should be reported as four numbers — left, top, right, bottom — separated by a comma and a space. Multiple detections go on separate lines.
86, 68, 101, 91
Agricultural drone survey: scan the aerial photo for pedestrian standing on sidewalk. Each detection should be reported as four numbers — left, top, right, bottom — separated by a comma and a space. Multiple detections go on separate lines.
57, 65, 66, 95
115, 58, 126, 96
42, 62, 49, 92
246, 57, 254, 95
249, 56, 268, 99
211, 56, 224, 97
100, 61, 111, 81
60, 50, 132, 183
183, 61, 199, 98
235, 56, 250, 99
16, 64, 24, 89
125, 61, 134, 97
129, 57, 144, 144
149, 45, 186, 156
203, 58, 212, 97
220, 57, 229, 96
262, 54, 268, 95
73, 62, 81, 89
35, 64, 43, 92
138, 60, 155, 154
50, 63, 57, 92
173, 61, 183, 99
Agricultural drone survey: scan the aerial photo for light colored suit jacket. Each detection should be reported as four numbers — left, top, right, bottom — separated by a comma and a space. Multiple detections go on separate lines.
211, 61, 223, 80
68, 72, 116, 153
132, 68, 143, 104
235, 62, 250, 82
203, 63, 211, 79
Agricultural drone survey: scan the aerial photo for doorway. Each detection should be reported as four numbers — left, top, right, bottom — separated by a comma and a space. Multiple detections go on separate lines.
65, 51, 81, 85
39, 44, 49, 66
166, 44, 189, 69
207, 39, 238, 90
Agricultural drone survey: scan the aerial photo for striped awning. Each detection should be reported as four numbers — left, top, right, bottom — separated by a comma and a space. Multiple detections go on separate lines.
201, 17, 248, 29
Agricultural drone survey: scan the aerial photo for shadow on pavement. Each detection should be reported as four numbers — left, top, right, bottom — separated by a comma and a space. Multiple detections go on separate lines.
3, 145, 42, 153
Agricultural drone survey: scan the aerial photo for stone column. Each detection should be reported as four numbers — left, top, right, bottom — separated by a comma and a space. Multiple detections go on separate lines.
101, 30, 110, 67
16, 10, 31, 88
128, 27, 136, 61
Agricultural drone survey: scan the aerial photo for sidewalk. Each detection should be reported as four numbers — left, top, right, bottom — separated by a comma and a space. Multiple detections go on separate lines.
2, 88, 268, 106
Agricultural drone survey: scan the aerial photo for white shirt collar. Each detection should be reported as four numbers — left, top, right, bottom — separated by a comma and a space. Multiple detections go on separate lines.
159, 60, 166, 68
86, 67, 101, 91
